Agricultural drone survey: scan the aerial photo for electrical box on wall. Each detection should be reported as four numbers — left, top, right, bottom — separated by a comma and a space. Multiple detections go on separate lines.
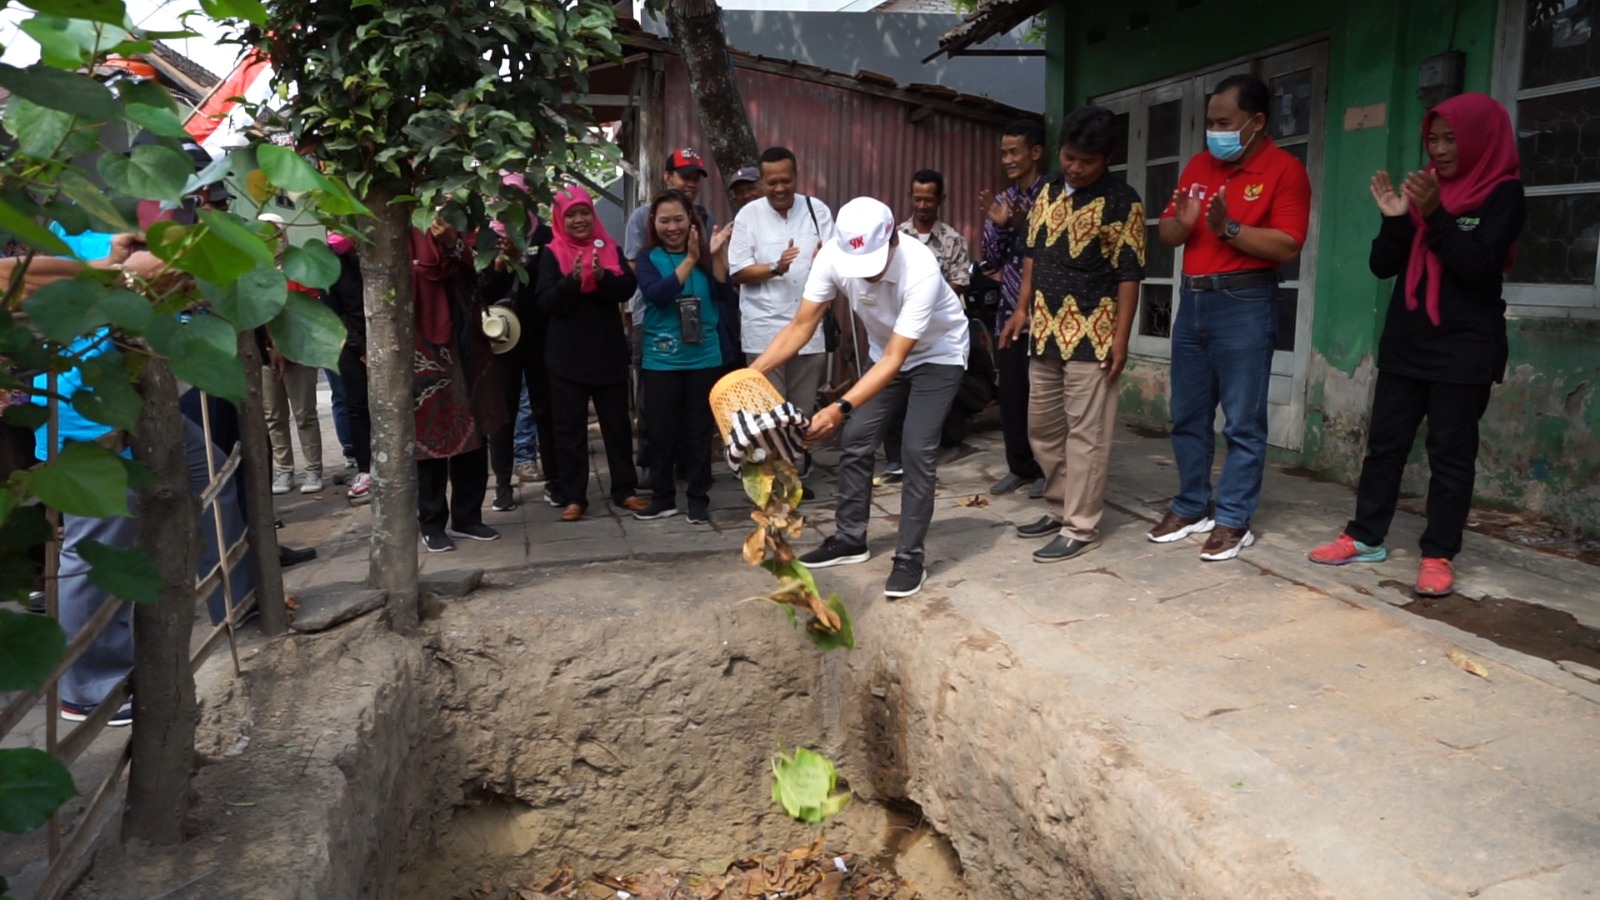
1417, 51, 1465, 109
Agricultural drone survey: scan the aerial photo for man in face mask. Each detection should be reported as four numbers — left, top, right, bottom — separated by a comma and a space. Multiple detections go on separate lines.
1150, 74, 1311, 562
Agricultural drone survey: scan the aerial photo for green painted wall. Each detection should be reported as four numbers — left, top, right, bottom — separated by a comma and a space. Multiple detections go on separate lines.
1042, 0, 1600, 534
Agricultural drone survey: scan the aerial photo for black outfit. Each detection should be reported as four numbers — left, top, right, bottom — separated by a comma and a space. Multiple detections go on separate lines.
418, 445, 489, 533
1345, 181, 1525, 559
995, 343, 1041, 479
481, 224, 557, 491
322, 252, 371, 472
535, 249, 640, 510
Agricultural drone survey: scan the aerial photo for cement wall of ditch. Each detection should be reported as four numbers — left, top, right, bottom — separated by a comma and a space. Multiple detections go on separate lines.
69, 566, 1330, 899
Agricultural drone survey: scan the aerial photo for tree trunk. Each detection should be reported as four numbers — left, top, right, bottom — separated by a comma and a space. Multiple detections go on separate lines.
363, 185, 420, 629
122, 357, 198, 844
235, 332, 286, 635
664, 0, 760, 204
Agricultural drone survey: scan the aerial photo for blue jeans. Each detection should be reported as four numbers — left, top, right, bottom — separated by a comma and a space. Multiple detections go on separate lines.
325, 368, 354, 458
1168, 284, 1278, 530
513, 385, 537, 465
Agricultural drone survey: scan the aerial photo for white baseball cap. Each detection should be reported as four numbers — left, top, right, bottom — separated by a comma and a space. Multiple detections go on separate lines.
832, 197, 897, 278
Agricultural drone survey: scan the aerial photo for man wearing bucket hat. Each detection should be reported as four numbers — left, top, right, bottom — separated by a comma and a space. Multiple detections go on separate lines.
750, 197, 969, 599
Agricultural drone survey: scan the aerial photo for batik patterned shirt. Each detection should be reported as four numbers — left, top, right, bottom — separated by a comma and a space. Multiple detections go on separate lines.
897, 218, 971, 290
980, 175, 1046, 333
1022, 173, 1146, 362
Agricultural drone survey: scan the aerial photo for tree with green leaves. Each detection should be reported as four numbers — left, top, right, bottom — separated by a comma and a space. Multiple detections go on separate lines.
0, 0, 359, 849
247, 0, 624, 628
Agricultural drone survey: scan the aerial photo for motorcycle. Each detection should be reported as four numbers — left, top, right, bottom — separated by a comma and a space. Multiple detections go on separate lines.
939, 262, 1001, 447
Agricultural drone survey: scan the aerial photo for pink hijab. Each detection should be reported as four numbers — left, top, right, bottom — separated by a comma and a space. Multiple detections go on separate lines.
1404, 93, 1520, 327
548, 185, 621, 292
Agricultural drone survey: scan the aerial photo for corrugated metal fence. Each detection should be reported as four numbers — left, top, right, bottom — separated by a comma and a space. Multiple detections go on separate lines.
662, 59, 1013, 255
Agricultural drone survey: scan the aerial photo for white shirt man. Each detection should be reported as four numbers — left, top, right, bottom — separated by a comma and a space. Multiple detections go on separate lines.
751, 197, 969, 600
729, 148, 834, 418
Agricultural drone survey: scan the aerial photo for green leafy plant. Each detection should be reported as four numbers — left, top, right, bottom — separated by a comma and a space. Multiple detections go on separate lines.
0, 0, 352, 846
771, 745, 851, 825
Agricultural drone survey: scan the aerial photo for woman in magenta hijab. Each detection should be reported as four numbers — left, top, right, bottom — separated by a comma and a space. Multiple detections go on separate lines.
535, 185, 647, 521
1309, 93, 1524, 597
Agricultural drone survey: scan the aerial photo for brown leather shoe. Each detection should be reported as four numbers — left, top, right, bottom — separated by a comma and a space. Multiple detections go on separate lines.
1146, 508, 1215, 543
619, 496, 649, 512
560, 503, 583, 522
1199, 524, 1255, 561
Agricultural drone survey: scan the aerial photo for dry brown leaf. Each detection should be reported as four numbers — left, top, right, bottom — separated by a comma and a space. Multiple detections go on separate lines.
954, 494, 988, 508
284, 595, 300, 611
1447, 647, 1490, 679
741, 527, 766, 566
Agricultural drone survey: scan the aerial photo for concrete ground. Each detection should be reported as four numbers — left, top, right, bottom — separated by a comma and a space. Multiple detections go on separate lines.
267, 392, 1600, 897
7, 375, 1599, 897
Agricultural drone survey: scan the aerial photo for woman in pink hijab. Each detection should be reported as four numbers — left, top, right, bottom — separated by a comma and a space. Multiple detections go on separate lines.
1309, 93, 1524, 598
535, 185, 646, 521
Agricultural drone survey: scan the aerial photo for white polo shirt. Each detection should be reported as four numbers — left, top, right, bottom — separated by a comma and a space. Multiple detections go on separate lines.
802, 236, 969, 371
729, 194, 834, 355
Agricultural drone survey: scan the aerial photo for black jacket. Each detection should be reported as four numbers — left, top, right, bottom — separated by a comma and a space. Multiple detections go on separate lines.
534, 249, 638, 385
1370, 180, 1525, 385
321, 252, 365, 350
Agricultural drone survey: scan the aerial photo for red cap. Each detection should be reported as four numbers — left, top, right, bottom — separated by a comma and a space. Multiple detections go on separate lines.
665, 148, 707, 176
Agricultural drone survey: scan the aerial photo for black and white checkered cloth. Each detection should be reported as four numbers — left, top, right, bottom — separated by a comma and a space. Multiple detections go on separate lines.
725, 402, 811, 468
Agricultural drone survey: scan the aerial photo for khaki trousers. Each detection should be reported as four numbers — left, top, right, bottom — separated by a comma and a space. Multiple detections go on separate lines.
1028, 357, 1118, 542
747, 352, 827, 416
262, 363, 323, 475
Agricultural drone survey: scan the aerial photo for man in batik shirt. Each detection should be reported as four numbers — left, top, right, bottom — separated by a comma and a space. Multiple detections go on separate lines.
980, 118, 1049, 497
1000, 106, 1145, 563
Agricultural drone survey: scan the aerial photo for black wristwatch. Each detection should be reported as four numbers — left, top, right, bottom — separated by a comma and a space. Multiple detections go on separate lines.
1221, 219, 1242, 241
836, 399, 854, 417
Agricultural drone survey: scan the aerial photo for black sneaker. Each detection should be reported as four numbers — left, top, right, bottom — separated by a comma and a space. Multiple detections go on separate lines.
799, 535, 870, 569
633, 500, 679, 521
542, 487, 561, 507
884, 559, 926, 599
491, 484, 518, 512
1033, 535, 1101, 563
1016, 516, 1062, 539
686, 504, 710, 525
447, 523, 501, 542
422, 531, 456, 553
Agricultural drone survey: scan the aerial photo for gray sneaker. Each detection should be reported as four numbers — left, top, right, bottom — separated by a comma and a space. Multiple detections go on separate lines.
271, 471, 294, 495
299, 472, 324, 494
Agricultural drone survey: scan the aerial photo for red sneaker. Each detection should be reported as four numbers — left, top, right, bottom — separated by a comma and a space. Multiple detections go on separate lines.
1308, 533, 1388, 566
1415, 558, 1454, 597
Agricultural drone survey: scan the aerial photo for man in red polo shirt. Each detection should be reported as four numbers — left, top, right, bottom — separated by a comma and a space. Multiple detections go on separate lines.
1148, 74, 1311, 561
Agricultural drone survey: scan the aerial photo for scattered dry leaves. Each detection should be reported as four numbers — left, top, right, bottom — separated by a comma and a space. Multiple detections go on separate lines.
954, 495, 988, 508
473, 840, 919, 899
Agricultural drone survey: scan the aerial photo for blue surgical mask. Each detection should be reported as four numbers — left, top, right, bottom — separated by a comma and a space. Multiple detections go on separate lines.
1206, 123, 1257, 162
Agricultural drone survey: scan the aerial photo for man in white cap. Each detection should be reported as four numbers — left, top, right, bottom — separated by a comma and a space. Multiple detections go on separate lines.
750, 197, 969, 599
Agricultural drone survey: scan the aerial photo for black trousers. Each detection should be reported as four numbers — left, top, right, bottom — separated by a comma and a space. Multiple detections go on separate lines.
995, 342, 1042, 480
488, 344, 558, 487
336, 345, 372, 473
1345, 371, 1492, 560
642, 367, 719, 509
549, 372, 638, 510
417, 445, 489, 536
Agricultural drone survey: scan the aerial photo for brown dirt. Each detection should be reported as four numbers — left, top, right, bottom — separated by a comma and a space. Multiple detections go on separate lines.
1397, 500, 1600, 566
1396, 587, 1600, 669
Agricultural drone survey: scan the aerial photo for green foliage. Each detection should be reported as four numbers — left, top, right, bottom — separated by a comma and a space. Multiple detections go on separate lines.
0, 0, 358, 846
251, 0, 624, 251
0, 748, 77, 835
771, 746, 851, 825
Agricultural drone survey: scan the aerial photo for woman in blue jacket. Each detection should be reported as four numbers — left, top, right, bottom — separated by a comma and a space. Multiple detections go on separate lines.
631, 190, 735, 524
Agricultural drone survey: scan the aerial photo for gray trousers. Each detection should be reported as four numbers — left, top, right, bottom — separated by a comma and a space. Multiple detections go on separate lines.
833, 363, 963, 564
58, 419, 256, 708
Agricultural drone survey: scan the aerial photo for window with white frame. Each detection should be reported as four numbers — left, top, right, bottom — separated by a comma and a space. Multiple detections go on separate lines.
1497, 0, 1600, 313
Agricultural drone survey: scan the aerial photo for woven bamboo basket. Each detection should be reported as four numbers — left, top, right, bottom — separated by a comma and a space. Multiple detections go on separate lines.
709, 368, 785, 443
